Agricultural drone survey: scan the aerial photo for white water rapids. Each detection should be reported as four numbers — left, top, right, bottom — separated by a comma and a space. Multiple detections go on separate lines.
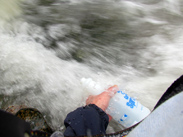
0, 0, 183, 133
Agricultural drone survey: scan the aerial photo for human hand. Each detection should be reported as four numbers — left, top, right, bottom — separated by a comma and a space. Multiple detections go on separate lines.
86, 85, 118, 121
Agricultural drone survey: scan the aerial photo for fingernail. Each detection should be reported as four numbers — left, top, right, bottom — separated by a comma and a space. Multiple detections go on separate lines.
107, 85, 118, 91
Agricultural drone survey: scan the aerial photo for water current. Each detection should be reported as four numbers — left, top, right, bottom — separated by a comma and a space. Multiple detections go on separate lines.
0, 0, 183, 133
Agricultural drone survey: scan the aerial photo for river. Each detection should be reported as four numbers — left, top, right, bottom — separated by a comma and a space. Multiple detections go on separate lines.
0, 0, 183, 133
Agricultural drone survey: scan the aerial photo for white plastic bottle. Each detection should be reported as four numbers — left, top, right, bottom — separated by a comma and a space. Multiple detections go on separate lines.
81, 77, 151, 128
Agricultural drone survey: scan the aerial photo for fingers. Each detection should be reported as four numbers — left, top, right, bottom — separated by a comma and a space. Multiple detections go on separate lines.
107, 114, 112, 122
85, 85, 119, 121
105, 85, 119, 98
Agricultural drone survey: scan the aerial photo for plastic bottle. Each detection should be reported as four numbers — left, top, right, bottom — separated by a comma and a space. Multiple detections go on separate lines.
81, 77, 151, 128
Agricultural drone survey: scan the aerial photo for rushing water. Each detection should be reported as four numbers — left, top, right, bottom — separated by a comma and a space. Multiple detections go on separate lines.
0, 0, 183, 133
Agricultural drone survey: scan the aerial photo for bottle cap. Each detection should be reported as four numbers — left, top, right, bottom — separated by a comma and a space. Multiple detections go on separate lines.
80, 77, 103, 95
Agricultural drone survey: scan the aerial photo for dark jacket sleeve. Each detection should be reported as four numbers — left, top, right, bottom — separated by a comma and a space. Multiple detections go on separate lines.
64, 104, 109, 136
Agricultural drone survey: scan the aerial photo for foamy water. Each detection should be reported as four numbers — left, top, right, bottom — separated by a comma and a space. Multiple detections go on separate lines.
0, 0, 183, 132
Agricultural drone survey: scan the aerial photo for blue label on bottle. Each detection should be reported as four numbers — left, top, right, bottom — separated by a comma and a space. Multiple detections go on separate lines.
126, 98, 136, 108
117, 90, 137, 109
119, 114, 128, 122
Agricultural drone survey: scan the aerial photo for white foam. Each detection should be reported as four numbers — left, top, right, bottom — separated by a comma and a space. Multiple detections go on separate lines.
0, 0, 183, 132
